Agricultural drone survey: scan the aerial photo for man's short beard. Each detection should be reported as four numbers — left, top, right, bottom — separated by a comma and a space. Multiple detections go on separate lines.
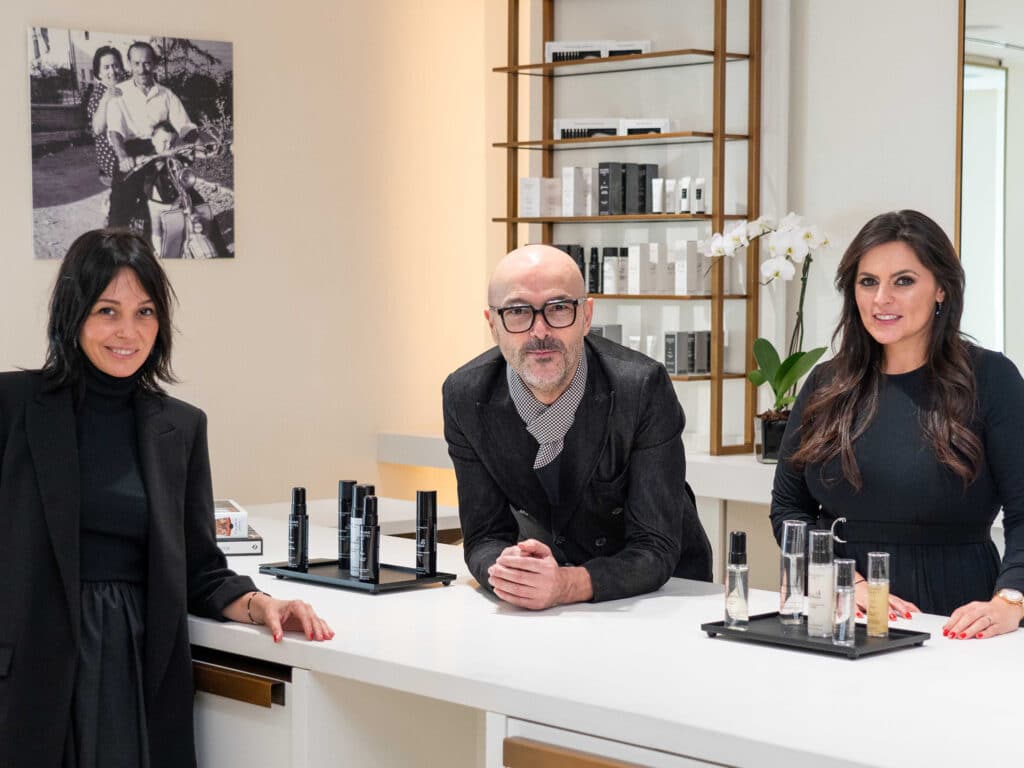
512, 336, 580, 397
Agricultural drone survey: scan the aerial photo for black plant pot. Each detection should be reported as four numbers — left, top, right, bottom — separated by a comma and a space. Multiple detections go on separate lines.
756, 416, 788, 464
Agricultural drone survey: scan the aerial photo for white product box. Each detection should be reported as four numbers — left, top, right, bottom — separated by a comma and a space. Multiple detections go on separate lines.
553, 117, 620, 139
618, 117, 670, 136
562, 167, 587, 216
545, 40, 609, 63
519, 177, 562, 217
583, 167, 600, 216
670, 240, 704, 295
606, 40, 652, 57
627, 243, 659, 295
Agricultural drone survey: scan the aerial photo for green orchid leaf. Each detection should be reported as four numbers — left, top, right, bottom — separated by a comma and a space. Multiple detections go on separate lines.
752, 338, 781, 383
775, 346, 826, 396
747, 370, 767, 386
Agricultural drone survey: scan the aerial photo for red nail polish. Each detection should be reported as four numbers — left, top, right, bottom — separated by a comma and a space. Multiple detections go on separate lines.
856, 611, 863, 618
976, 633, 984, 639
942, 629, 948, 636
959, 632, 967, 639
904, 612, 912, 619
889, 613, 896, 620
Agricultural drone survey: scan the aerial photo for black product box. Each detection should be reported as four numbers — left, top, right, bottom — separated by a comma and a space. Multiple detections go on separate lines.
665, 331, 693, 374
554, 244, 586, 277
694, 330, 711, 374
640, 163, 659, 214
587, 247, 602, 293
624, 163, 642, 214
598, 162, 624, 215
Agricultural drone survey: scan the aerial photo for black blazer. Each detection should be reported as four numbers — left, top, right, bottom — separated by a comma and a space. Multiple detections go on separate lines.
443, 335, 712, 602
0, 371, 255, 768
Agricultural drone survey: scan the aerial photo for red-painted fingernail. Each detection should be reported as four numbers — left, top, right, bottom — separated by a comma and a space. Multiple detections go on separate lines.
942, 629, 948, 636
904, 612, 912, 619
889, 612, 896, 620
976, 633, 984, 639
856, 611, 863, 618
959, 632, 967, 639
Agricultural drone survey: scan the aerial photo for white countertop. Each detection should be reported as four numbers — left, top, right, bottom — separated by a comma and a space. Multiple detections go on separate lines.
191, 514, 1021, 768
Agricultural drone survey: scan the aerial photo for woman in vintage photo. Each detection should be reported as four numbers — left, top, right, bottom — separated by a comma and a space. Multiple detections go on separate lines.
0, 229, 334, 767
85, 45, 125, 190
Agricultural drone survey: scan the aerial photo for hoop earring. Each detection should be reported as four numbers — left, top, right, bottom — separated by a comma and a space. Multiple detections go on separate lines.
935, 301, 943, 318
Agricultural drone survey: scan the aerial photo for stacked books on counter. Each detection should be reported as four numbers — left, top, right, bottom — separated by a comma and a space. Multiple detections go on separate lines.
214, 498, 263, 555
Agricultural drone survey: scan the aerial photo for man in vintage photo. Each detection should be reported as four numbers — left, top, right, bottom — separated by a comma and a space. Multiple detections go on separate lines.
106, 41, 200, 229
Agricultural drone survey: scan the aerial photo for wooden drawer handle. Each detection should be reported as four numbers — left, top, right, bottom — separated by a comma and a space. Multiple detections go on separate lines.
503, 737, 645, 768
193, 660, 285, 708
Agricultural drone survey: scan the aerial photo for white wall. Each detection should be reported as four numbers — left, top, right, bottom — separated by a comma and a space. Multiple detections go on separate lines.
787, 0, 960, 354
0, 0, 502, 506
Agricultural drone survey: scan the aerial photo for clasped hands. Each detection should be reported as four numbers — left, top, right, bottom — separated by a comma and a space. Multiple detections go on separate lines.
487, 539, 593, 610
854, 582, 1019, 640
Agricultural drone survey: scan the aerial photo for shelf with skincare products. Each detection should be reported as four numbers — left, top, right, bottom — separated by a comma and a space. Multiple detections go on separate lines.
493, 47, 749, 76
493, 131, 749, 151
495, 0, 762, 455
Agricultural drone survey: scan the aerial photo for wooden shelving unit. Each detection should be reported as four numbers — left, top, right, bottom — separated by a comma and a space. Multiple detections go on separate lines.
494, 0, 762, 455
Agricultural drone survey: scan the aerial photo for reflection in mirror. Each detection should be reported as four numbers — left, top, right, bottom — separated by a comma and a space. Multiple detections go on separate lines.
961, 2, 1024, 364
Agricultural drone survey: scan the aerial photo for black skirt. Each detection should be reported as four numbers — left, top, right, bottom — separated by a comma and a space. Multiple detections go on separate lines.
63, 581, 150, 768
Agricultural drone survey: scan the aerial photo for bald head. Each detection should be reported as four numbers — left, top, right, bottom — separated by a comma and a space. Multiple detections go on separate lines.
488, 244, 585, 307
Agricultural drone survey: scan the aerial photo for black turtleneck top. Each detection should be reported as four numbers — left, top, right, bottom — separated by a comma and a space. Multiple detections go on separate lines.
77, 361, 149, 583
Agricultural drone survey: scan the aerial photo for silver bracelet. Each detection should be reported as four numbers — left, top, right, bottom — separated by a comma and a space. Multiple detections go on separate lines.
246, 590, 270, 625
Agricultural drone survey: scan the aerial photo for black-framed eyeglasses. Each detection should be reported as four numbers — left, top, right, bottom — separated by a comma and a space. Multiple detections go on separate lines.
489, 298, 584, 333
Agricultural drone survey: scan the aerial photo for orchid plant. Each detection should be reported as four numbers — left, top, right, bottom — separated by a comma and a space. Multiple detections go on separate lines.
705, 213, 829, 414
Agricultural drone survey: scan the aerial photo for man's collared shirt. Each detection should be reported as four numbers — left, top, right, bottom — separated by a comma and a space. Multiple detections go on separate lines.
507, 352, 589, 470
106, 80, 197, 144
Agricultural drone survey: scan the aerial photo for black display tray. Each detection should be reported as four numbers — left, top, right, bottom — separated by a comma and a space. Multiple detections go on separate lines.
701, 612, 930, 659
259, 558, 456, 594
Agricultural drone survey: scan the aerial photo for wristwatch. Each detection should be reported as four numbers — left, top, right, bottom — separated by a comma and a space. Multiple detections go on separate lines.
994, 588, 1024, 617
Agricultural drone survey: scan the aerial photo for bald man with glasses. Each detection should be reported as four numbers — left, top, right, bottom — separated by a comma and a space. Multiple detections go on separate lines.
443, 244, 712, 610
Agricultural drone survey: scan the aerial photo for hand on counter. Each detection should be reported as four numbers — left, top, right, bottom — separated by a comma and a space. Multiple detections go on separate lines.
943, 598, 1021, 640
488, 539, 593, 610
853, 577, 919, 621
226, 591, 335, 643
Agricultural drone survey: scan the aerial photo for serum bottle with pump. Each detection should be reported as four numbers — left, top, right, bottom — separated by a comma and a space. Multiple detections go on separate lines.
337, 479, 357, 570
416, 490, 438, 576
358, 496, 380, 583
725, 530, 749, 629
287, 486, 308, 572
349, 484, 375, 578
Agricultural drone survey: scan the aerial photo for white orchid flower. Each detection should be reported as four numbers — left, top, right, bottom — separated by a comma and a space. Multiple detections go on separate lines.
705, 233, 727, 257
778, 211, 803, 232
746, 215, 774, 238
724, 223, 749, 255
761, 256, 796, 282
769, 229, 810, 263
799, 225, 828, 250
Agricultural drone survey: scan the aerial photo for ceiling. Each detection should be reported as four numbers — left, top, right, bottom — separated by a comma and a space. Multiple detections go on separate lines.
966, 0, 1024, 63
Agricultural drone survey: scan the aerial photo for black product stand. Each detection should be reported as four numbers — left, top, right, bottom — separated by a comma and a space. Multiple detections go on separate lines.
701, 612, 930, 659
259, 558, 456, 594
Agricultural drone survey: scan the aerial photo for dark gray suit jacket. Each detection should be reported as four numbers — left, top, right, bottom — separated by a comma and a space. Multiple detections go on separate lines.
443, 335, 712, 602
0, 370, 255, 768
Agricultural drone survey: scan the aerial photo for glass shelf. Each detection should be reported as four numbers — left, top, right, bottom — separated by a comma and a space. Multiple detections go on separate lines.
493, 49, 749, 78
594, 293, 750, 301
493, 213, 745, 223
494, 131, 749, 151
670, 372, 747, 382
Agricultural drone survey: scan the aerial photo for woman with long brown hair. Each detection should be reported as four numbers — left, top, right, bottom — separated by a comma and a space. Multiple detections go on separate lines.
771, 209, 1024, 640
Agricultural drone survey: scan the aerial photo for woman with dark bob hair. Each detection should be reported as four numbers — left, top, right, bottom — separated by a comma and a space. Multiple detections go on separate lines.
0, 229, 333, 767
771, 210, 1024, 640
85, 45, 125, 187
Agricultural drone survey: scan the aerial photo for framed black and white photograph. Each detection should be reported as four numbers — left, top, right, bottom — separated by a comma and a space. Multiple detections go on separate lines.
29, 27, 235, 259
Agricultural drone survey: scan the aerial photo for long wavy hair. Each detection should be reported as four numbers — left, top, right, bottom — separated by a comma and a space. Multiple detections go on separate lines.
789, 210, 981, 489
41, 228, 178, 394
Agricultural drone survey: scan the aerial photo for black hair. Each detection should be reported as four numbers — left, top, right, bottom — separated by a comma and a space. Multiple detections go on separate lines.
42, 228, 178, 394
91, 45, 124, 78
127, 41, 158, 64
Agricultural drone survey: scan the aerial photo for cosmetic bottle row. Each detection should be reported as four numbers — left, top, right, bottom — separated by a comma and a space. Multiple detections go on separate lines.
285, 482, 439, 584
520, 165, 707, 217
725, 523, 894, 646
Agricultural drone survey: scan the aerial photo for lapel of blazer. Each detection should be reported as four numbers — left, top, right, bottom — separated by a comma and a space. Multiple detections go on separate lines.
25, 384, 81, 642
551, 345, 614, 535
134, 390, 183, 702
473, 375, 549, 521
